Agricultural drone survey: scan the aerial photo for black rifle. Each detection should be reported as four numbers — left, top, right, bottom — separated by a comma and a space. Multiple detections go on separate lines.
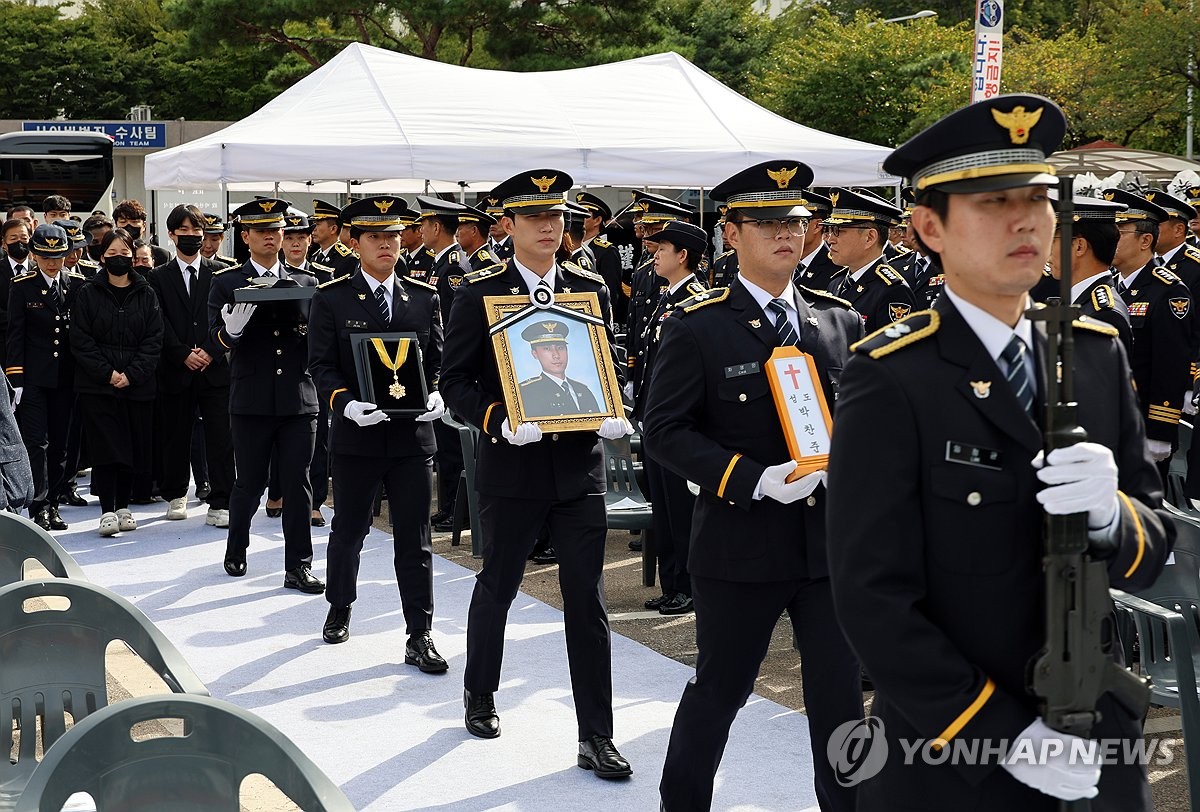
1026, 175, 1151, 811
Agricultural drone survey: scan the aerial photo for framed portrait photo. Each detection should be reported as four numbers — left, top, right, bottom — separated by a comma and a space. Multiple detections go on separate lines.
765, 346, 833, 479
350, 332, 430, 415
484, 292, 622, 432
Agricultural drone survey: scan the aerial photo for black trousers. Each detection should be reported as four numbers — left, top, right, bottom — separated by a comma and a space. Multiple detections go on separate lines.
465, 492, 613, 741
18, 384, 73, 511
158, 383, 233, 508
433, 418, 462, 514
660, 575, 862, 812
326, 453, 434, 633
190, 410, 208, 485
227, 413, 315, 569
644, 455, 693, 597
58, 404, 82, 499
311, 399, 330, 509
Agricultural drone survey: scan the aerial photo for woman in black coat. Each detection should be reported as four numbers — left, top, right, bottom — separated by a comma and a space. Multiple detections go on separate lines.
70, 228, 163, 536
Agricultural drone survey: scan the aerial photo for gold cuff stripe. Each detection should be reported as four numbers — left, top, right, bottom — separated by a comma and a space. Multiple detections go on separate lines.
930, 677, 995, 751
4, 367, 22, 374
716, 454, 742, 499
915, 163, 1055, 191
1147, 415, 1181, 424
1149, 405, 1182, 415
217, 330, 232, 349
483, 402, 500, 435
329, 388, 347, 411
1117, 490, 1146, 580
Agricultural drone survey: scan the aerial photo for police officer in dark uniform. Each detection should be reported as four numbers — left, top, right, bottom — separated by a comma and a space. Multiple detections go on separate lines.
1044, 191, 1133, 355
517, 321, 602, 418
201, 214, 238, 268
644, 161, 864, 812
1106, 187, 1192, 475
573, 192, 626, 322
54, 219, 93, 507
482, 193, 515, 261
440, 169, 634, 778
828, 93, 1170, 812
309, 199, 359, 278
454, 204, 503, 273
1152, 190, 1200, 300
209, 198, 324, 594
7, 223, 83, 531
1185, 185, 1200, 248
307, 196, 449, 671
824, 187, 917, 334
794, 189, 841, 291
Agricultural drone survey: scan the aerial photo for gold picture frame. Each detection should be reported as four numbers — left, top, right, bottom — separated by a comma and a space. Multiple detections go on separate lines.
765, 346, 834, 480
484, 292, 622, 432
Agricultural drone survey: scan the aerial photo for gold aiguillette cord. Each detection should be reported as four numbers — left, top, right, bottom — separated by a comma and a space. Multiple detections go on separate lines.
370, 338, 411, 399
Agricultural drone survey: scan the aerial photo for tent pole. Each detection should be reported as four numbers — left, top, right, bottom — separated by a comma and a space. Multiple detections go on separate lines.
458, 181, 467, 204
345, 180, 352, 204
219, 180, 229, 256
699, 187, 705, 230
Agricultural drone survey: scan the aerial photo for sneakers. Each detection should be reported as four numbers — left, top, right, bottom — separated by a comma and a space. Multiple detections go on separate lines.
99, 512, 119, 536
116, 508, 137, 532
166, 497, 188, 520
205, 508, 230, 527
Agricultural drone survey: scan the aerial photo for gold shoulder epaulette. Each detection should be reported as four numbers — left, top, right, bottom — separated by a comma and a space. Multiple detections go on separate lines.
1073, 316, 1119, 337
716, 249, 735, 260
575, 254, 595, 271
424, 248, 435, 258
1152, 266, 1182, 285
66, 270, 87, 279
684, 280, 707, 297
466, 265, 506, 284
679, 287, 731, 313
474, 248, 494, 263
216, 254, 237, 265
1090, 284, 1117, 311
850, 309, 940, 359
518, 376, 541, 386
1185, 245, 1200, 263
593, 237, 612, 249
449, 250, 461, 264
289, 265, 316, 277
333, 242, 353, 257
212, 266, 235, 276
317, 274, 350, 289
562, 261, 604, 284
12, 272, 36, 283
875, 264, 904, 285
403, 276, 437, 292
798, 285, 852, 309
310, 260, 336, 274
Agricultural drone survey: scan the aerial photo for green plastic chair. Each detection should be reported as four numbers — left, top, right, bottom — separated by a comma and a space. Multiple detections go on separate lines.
14, 694, 355, 812
0, 511, 86, 586
0, 579, 208, 810
602, 436, 656, 586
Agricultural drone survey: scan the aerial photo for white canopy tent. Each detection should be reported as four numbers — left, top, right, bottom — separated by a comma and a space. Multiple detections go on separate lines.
144, 44, 895, 192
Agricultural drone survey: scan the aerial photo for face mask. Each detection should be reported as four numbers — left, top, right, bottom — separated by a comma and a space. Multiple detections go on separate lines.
86, 245, 103, 261
104, 255, 133, 276
7, 241, 29, 261
175, 234, 204, 256
123, 225, 142, 240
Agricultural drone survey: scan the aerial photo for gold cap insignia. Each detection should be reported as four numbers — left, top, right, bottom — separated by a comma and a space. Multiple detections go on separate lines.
829, 191, 840, 208
1104, 192, 1116, 201
531, 175, 557, 193
45, 238, 60, 247
257, 200, 274, 212
766, 166, 798, 190
287, 217, 301, 226
970, 380, 992, 399
542, 322, 558, 332
374, 198, 394, 213
576, 193, 585, 202
488, 198, 499, 207
990, 105, 1043, 145
1145, 192, 1156, 202
636, 201, 649, 212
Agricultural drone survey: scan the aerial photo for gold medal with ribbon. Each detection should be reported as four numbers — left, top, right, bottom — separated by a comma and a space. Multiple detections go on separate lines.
370, 337, 412, 400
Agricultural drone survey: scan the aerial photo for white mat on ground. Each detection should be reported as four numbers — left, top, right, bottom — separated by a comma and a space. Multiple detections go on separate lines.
51, 495, 820, 811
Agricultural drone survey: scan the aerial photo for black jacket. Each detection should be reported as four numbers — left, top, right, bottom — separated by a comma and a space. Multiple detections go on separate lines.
148, 257, 230, 393
69, 271, 163, 401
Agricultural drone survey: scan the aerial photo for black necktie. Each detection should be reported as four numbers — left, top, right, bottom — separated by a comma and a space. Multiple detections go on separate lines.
767, 298, 799, 347
186, 265, 197, 297
374, 284, 389, 322
262, 270, 275, 279
560, 380, 578, 409
1001, 335, 1035, 418
13, 265, 22, 275
51, 279, 63, 308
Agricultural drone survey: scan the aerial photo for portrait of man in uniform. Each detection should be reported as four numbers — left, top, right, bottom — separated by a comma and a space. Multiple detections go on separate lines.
514, 319, 602, 418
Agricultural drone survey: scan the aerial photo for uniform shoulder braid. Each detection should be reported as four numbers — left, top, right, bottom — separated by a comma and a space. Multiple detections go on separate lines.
593, 237, 613, 249
874, 264, 905, 286
12, 271, 38, 283
402, 275, 437, 292
1090, 284, 1117, 311
466, 264, 506, 284
677, 286, 730, 314
1072, 315, 1119, 337
798, 285, 853, 309
333, 242, 354, 257
1185, 245, 1200, 263
1152, 266, 1183, 286
850, 309, 939, 358
317, 274, 351, 289
561, 260, 604, 285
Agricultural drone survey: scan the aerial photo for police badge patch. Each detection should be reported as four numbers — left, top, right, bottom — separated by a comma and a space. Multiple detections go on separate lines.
889, 302, 912, 322
1170, 297, 1191, 320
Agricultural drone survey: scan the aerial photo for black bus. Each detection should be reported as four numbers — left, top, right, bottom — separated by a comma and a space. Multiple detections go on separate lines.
0, 131, 115, 214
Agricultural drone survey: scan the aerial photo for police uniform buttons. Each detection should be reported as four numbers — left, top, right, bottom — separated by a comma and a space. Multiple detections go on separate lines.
52, 352, 58, 358
552, 434, 559, 441
53, 340, 58, 345
276, 369, 282, 375
54, 328, 60, 333
967, 491, 982, 506
738, 393, 747, 402
276, 349, 282, 355
491, 437, 498, 444
55, 315, 61, 321
806, 496, 817, 507
273, 330, 280, 337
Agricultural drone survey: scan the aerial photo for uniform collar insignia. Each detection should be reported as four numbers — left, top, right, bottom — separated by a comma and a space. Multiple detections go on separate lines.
748, 318, 761, 328
510, 287, 521, 294
970, 380, 992, 399
357, 293, 366, 300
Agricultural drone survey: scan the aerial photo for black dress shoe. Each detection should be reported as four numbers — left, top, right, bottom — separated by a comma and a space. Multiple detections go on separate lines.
62, 490, 88, 507
529, 546, 557, 565
577, 736, 632, 779
266, 505, 283, 518
432, 517, 455, 533
644, 593, 672, 610
464, 690, 500, 739
405, 630, 449, 673
283, 563, 325, 594
659, 594, 694, 615
322, 605, 351, 644
46, 505, 68, 531
223, 551, 247, 577
311, 514, 326, 527
430, 510, 450, 525
195, 482, 211, 501
628, 538, 642, 552
31, 507, 52, 531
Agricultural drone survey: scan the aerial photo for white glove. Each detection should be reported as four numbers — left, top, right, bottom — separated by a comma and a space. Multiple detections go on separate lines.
623, 381, 634, 400
415, 390, 445, 422
1002, 717, 1100, 801
220, 302, 257, 337
501, 418, 542, 446
1032, 442, 1118, 530
344, 400, 389, 427
1146, 438, 1173, 462
1184, 389, 1197, 415
755, 461, 826, 504
686, 480, 700, 496
11, 387, 21, 408
597, 416, 634, 440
